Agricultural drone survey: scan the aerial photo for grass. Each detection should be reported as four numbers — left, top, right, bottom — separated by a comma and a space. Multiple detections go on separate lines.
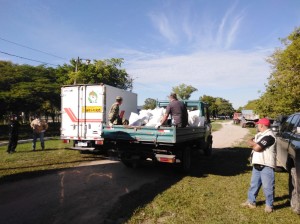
1, 123, 298, 223
0, 139, 103, 181
123, 126, 299, 224
211, 120, 223, 132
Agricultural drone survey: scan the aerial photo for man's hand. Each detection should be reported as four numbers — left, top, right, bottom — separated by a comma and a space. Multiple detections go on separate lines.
155, 123, 161, 129
248, 138, 255, 147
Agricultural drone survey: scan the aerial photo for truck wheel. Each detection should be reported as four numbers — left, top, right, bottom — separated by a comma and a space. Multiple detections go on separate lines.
120, 154, 140, 168
121, 159, 135, 168
182, 146, 191, 172
204, 137, 213, 156
290, 167, 300, 214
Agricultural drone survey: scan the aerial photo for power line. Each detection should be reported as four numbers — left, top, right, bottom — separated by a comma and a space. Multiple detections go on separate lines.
0, 36, 67, 60
0, 50, 58, 67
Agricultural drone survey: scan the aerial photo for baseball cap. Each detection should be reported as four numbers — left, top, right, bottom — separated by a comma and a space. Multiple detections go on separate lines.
256, 118, 270, 126
116, 96, 123, 101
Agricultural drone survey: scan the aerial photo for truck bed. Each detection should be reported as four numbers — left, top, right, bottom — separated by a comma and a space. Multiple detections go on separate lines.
103, 125, 206, 144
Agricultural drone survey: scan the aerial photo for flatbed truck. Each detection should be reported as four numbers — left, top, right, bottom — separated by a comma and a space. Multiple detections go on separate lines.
102, 100, 213, 171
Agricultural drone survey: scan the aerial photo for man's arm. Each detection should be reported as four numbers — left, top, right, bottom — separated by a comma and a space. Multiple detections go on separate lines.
248, 135, 275, 152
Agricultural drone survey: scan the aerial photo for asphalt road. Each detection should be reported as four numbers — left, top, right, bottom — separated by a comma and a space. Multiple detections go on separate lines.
0, 121, 249, 224
0, 160, 184, 224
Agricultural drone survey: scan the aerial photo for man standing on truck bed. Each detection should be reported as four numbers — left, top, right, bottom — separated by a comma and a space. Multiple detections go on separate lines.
108, 96, 124, 126
157, 93, 188, 128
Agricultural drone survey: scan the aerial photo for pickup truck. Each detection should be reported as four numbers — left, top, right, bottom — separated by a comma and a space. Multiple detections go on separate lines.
102, 100, 213, 171
275, 112, 300, 214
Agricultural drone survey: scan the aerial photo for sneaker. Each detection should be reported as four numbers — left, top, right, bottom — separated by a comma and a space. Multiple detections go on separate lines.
241, 201, 256, 209
265, 205, 273, 213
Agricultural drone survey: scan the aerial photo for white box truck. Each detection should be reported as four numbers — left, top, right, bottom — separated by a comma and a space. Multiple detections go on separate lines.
60, 84, 137, 150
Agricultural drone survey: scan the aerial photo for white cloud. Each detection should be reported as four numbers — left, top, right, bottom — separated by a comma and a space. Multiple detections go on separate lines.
122, 48, 272, 108
149, 12, 178, 44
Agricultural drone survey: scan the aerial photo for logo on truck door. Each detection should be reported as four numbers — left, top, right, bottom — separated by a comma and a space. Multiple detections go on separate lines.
88, 91, 98, 103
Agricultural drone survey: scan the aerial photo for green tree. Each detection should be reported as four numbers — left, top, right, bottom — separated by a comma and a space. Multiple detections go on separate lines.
57, 58, 133, 90
0, 62, 60, 122
172, 83, 197, 100
200, 95, 218, 118
143, 98, 157, 109
217, 98, 235, 117
256, 27, 300, 117
243, 99, 259, 111
200, 95, 234, 118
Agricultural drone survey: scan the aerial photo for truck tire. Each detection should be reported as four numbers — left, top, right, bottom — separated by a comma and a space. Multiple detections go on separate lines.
290, 167, 300, 214
182, 146, 191, 172
121, 159, 133, 168
204, 136, 213, 156
120, 154, 140, 168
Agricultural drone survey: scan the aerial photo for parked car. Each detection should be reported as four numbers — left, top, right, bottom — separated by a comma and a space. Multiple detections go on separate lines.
275, 112, 300, 214
271, 115, 288, 136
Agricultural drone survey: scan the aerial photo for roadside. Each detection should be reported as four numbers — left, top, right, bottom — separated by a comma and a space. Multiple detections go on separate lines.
212, 120, 249, 148
0, 137, 55, 146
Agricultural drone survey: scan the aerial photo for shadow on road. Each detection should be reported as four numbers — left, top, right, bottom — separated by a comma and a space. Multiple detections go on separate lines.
0, 147, 255, 224
103, 147, 253, 223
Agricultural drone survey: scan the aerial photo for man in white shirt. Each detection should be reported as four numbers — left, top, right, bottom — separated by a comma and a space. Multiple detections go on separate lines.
241, 118, 276, 213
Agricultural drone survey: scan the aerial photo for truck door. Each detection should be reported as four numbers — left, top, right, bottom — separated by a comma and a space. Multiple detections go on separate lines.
61, 86, 81, 139
82, 85, 105, 139
277, 115, 300, 169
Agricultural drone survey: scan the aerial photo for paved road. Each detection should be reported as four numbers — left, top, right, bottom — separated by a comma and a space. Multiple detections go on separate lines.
0, 122, 250, 224
0, 160, 181, 224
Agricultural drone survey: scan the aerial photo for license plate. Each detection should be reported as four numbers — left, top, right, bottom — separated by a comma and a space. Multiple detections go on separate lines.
78, 142, 88, 147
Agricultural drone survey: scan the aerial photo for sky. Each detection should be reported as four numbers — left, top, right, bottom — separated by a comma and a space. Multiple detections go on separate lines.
1, 0, 300, 108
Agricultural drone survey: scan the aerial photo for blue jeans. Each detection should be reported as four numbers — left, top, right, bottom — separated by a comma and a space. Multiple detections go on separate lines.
248, 166, 275, 207
32, 132, 45, 150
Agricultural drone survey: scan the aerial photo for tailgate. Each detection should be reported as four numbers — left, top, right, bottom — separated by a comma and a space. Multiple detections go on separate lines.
102, 126, 206, 143
103, 125, 176, 143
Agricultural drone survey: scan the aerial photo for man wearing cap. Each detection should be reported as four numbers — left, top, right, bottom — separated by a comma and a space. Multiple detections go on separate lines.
7, 114, 20, 154
241, 118, 276, 213
157, 93, 188, 128
108, 96, 123, 126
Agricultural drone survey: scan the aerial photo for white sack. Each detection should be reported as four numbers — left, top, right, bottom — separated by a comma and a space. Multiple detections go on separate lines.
129, 112, 141, 126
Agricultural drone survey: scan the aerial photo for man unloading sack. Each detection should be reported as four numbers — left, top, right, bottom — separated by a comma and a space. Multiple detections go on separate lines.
108, 96, 129, 126
156, 93, 188, 128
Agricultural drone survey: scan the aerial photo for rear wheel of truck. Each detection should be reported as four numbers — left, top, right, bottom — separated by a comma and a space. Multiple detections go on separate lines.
120, 154, 140, 168
182, 146, 191, 172
290, 167, 300, 214
204, 136, 213, 156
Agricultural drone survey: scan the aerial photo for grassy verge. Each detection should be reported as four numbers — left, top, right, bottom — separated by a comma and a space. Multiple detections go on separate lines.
0, 139, 103, 181
211, 120, 223, 132
125, 126, 298, 224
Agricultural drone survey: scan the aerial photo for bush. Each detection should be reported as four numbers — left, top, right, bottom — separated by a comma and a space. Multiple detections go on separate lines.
0, 122, 60, 140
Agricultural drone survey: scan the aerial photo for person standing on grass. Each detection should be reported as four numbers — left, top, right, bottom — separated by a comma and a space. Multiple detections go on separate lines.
241, 118, 276, 213
7, 114, 20, 154
30, 115, 48, 151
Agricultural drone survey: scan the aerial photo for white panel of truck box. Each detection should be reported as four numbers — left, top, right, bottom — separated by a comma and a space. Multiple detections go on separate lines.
61, 84, 137, 140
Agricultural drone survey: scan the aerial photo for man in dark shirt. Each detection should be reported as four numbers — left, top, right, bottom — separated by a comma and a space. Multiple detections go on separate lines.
158, 93, 188, 128
7, 114, 20, 154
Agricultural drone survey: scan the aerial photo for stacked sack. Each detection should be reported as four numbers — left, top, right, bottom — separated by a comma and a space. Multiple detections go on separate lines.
128, 108, 205, 127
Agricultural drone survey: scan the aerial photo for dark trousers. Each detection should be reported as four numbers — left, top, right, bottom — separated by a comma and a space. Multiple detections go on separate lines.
7, 136, 18, 153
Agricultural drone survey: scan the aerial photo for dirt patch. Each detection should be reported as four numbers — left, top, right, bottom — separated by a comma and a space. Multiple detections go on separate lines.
212, 121, 249, 148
